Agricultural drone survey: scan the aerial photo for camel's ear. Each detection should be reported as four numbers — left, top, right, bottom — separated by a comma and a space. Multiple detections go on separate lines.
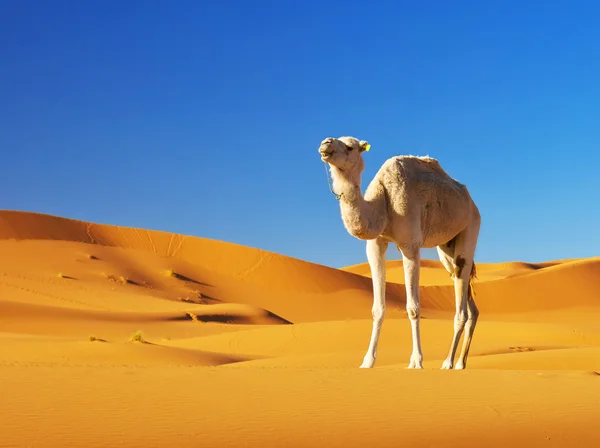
359, 140, 371, 152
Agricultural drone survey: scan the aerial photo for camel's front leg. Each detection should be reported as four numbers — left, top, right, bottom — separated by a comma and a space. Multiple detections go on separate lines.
401, 246, 423, 369
360, 238, 388, 368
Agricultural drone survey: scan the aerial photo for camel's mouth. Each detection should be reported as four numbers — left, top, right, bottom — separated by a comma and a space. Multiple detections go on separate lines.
320, 151, 333, 161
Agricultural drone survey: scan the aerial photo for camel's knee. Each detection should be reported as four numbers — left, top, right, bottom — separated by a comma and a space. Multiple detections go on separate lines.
454, 310, 468, 330
372, 305, 386, 324
468, 301, 479, 322
464, 314, 478, 334
406, 305, 420, 321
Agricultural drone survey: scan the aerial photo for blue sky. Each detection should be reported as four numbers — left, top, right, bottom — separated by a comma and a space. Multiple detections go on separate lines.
1, 0, 599, 268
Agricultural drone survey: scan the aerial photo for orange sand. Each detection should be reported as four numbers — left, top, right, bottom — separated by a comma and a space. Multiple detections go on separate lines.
0, 210, 599, 447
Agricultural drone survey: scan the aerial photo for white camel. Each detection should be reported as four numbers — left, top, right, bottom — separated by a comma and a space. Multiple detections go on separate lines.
319, 136, 481, 369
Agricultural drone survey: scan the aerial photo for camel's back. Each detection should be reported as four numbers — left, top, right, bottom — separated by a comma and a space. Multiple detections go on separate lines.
379, 155, 469, 198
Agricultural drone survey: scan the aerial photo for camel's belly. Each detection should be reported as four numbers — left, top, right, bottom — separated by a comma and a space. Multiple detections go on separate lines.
421, 201, 471, 248
421, 226, 464, 248
383, 214, 467, 250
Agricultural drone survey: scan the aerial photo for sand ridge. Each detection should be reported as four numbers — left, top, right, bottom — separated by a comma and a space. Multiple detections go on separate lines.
1, 210, 599, 447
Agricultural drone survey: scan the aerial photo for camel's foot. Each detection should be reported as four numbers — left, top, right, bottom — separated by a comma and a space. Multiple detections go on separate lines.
360, 356, 375, 368
441, 358, 454, 370
454, 360, 466, 370
406, 353, 423, 369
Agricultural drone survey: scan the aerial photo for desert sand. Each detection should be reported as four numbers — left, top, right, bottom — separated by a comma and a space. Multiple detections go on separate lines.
0, 209, 599, 447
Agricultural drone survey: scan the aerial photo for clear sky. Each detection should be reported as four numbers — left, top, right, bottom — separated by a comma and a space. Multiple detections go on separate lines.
1, 0, 599, 268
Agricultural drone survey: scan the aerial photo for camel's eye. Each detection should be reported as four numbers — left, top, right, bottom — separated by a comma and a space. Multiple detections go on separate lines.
345, 144, 353, 151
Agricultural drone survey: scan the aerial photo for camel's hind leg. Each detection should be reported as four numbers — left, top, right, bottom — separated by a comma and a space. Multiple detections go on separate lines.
436, 242, 456, 276
455, 263, 479, 369
438, 217, 481, 370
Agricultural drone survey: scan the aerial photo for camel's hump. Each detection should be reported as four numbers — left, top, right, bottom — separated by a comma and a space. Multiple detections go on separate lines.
391, 155, 450, 177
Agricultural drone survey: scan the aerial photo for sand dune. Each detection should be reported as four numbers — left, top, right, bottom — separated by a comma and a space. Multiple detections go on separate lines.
1, 210, 599, 447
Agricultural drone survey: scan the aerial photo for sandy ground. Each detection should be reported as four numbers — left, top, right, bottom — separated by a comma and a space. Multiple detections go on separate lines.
1, 210, 599, 447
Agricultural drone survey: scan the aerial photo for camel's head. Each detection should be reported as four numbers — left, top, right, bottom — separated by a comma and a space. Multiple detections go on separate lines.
318, 136, 370, 173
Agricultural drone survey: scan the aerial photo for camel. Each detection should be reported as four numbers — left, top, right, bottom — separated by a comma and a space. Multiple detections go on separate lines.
318, 136, 481, 369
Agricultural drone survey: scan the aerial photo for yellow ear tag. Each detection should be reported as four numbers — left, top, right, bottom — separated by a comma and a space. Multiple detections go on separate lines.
364, 144, 371, 151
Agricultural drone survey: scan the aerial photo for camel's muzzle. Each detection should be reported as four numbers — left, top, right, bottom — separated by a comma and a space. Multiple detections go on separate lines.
319, 147, 333, 160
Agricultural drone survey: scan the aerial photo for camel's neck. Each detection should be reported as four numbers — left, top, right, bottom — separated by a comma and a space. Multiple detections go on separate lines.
332, 170, 388, 241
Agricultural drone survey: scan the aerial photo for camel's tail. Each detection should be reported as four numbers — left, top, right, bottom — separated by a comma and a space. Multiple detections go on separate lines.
468, 261, 477, 301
